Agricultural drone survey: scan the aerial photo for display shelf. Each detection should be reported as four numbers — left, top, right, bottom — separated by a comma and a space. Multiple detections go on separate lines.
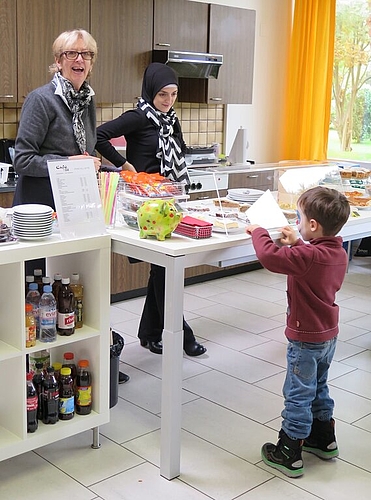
0, 234, 111, 462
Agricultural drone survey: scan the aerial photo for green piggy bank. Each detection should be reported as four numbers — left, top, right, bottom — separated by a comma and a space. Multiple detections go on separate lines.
137, 199, 182, 241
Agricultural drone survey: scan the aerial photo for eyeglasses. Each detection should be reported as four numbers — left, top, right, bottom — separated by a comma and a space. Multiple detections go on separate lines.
61, 51, 94, 61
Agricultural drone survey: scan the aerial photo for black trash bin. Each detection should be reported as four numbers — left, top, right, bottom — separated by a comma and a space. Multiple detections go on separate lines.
110, 330, 125, 408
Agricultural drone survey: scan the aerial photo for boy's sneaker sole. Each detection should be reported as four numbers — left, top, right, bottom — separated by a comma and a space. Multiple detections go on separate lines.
302, 444, 339, 460
261, 443, 304, 478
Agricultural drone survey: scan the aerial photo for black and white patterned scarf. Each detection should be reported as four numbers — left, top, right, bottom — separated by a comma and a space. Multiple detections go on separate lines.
138, 97, 190, 185
52, 72, 93, 154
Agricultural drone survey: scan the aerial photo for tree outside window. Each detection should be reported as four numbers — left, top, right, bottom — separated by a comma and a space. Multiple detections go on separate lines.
329, 0, 371, 160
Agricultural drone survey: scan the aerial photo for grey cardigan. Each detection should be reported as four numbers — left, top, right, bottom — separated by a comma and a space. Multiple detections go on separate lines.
13, 81, 97, 209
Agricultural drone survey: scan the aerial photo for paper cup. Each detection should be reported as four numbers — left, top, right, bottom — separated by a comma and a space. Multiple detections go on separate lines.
0, 163, 11, 184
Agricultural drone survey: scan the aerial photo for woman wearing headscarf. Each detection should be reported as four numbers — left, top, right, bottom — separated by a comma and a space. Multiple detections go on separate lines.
96, 62, 207, 357
13, 29, 101, 209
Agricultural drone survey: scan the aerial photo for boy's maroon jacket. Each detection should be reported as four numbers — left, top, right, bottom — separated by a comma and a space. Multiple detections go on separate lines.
250, 228, 348, 342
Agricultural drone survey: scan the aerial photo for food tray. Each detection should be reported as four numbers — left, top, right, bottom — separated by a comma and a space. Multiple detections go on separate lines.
174, 216, 213, 239
120, 180, 187, 198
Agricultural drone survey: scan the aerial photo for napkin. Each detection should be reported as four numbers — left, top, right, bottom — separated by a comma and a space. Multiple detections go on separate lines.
246, 189, 289, 229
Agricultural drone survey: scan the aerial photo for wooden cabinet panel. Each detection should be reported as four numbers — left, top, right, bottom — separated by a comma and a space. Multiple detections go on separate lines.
153, 0, 208, 52
0, 0, 17, 102
228, 170, 274, 191
208, 5, 256, 104
17, 0, 90, 101
91, 0, 153, 103
0, 190, 14, 208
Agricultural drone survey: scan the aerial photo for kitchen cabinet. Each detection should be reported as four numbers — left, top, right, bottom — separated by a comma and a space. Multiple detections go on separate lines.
0, 234, 111, 462
0, 0, 17, 102
207, 5, 256, 104
17, 0, 90, 101
90, 0, 153, 103
153, 0, 208, 52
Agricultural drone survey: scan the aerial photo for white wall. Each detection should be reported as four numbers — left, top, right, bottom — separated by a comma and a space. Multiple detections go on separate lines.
192, 0, 293, 163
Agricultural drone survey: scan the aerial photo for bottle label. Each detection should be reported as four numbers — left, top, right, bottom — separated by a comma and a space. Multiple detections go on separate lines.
27, 395, 38, 411
59, 396, 75, 415
40, 308, 57, 327
76, 386, 92, 406
26, 325, 36, 347
58, 312, 75, 329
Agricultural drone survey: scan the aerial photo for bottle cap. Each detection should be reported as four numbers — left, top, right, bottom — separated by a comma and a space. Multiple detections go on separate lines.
26, 275, 34, 283
46, 366, 55, 373
26, 372, 33, 381
53, 273, 62, 280
61, 277, 70, 285
60, 367, 72, 376
71, 273, 80, 283
52, 362, 62, 371
42, 276, 51, 284
35, 362, 44, 370
28, 283, 38, 291
43, 285, 52, 293
78, 359, 89, 368
25, 303, 33, 312
63, 352, 74, 360
33, 269, 43, 277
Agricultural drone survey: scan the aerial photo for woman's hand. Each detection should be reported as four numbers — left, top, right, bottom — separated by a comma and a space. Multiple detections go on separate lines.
68, 154, 101, 172
280, 225, 298, 246
122, 161, 136, 172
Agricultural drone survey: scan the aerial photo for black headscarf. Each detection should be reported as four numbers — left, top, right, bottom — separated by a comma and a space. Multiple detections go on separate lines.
137, 63, 190, 185
141, 62, 179, 105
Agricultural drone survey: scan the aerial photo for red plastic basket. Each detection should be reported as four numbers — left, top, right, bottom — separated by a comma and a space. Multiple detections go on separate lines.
174, 216, 213, 239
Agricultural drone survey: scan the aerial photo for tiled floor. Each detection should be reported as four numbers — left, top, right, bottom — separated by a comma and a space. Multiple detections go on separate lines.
1, 256, 371, 499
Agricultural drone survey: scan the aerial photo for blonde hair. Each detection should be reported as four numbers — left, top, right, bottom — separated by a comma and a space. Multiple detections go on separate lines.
49, 29, 98, 74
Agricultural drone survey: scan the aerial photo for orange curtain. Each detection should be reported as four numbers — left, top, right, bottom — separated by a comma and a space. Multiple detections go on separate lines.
282, 0, 336, 160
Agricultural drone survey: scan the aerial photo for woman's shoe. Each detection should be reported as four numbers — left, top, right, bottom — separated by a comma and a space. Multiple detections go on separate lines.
119, 372, 130, 384
184, 342, 207, 357
140, 339, 163, 354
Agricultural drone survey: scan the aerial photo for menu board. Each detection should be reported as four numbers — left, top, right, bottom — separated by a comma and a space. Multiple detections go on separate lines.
48, 158, 106, 239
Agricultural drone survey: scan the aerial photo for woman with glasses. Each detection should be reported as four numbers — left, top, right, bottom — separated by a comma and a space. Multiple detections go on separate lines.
13, 29, 101, 209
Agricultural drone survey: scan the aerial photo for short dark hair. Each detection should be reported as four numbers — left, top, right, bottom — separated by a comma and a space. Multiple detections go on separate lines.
298, 186, 350, 236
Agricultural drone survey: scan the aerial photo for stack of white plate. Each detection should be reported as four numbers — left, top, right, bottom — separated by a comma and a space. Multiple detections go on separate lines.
227, 188, 265, 203
12, 204, 54, 240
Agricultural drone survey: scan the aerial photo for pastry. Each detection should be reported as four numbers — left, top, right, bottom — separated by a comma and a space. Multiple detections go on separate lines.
213, 218, 239, 230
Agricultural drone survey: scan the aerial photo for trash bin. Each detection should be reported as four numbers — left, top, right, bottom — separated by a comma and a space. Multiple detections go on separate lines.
110, 330, 125, 408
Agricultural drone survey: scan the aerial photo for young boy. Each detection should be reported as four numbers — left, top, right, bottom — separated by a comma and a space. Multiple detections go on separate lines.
246, 186, 350, 478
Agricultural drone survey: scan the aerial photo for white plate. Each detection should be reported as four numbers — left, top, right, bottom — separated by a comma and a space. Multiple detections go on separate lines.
16, 235, 53, 241
13, 204, 53, 215
0, 238, 18, 246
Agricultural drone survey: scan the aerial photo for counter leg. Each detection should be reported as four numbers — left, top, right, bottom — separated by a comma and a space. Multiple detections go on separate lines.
160, 255, 185, 480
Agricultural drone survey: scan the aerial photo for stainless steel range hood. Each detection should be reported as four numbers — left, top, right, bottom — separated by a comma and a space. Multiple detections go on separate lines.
152, 50, 223, 79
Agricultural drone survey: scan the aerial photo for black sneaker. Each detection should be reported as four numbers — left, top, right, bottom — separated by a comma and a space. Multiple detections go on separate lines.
261, 429, 304, 478
303, 418, 339, 460
119, 372, 130, 384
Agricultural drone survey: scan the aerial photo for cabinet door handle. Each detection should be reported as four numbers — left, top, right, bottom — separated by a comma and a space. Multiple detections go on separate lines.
156, 43, 171, 47
209, 97, 222, 101
246, 174, 259, 178
0, 95, 14, 98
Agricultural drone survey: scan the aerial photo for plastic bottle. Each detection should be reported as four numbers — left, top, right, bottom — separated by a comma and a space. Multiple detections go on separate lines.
27, 372, 38, 433
52, 361, 62, 383
39, 285, 57, 343
33, 268, 44, 295
26, 282, 41, 339
29, 350, 50, 374
52, 273, 62, 325
25, 275, 35, 297
42, 276, 52, 289
57, 278, 75, 336
25, 303, 36, 348
32, 362, 45, 421
76, 359, 92, 415
59, 367, 75, 420
70, 273, 84, 329
62, 352, 77, 386
42, 366, 59, 424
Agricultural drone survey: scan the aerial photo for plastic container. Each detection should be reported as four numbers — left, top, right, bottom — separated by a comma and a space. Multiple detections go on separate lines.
70, 273, 84, 329
25, 303, 36, 348
59, 367, 74, 420
57, 278, 75, 336
26, 372, 38, 433
76, 359, 92, 415
26, 282, 40, 339
42, 367, 59, 425
39, 285, 57, 343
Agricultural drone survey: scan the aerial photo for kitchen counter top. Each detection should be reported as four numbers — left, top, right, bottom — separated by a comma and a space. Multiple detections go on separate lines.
0, 183, 16, 193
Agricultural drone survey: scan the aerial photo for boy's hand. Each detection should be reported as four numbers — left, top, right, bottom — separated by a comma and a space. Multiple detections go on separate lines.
280, 225, 298, 246
246, 224, 260, 235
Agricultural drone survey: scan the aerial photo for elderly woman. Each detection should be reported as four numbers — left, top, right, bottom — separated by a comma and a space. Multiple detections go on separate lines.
96, 62, 206, 357
13, 29, 101, 209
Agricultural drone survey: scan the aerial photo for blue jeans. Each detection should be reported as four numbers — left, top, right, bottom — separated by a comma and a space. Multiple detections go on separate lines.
281, 337, 337, 440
